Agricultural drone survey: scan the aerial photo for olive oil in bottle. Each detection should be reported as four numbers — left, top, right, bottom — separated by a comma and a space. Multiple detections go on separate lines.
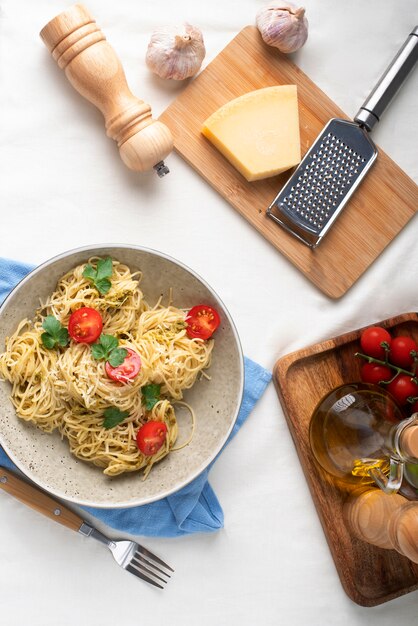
309, 383, 418, 492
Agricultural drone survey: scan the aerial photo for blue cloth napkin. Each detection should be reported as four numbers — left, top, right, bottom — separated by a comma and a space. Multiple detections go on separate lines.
0, 257, 271, 537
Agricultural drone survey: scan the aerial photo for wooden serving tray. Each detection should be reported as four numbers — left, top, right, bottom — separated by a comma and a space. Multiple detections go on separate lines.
160, 26, 418, 299
273, 312, 418, 606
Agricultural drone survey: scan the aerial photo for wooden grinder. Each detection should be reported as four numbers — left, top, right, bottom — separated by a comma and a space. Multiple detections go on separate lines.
344, 489, 418, 563
40, 4, 173, 176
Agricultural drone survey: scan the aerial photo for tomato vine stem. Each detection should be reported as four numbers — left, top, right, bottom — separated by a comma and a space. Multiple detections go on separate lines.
355, 352, 418, 404
355, 351, 417, 379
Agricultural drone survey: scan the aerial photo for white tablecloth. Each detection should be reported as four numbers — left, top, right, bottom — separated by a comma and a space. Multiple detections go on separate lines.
1, 1, 417, 624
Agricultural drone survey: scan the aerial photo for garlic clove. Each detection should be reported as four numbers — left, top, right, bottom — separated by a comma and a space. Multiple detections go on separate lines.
256, 2, 308, 54
146, 23, 206, 80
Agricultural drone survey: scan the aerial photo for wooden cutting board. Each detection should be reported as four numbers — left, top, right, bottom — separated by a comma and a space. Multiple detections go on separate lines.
273, 312, 418, 606
160, 27, 418, 299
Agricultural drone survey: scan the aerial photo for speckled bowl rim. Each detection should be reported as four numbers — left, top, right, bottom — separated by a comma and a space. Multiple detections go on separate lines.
0, 244, 244, 508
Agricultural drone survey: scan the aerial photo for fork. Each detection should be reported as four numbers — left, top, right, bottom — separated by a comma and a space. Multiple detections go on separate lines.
0, 466, 173, 589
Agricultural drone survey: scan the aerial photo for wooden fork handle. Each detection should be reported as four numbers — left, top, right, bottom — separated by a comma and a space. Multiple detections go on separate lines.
0, 467, 84, 532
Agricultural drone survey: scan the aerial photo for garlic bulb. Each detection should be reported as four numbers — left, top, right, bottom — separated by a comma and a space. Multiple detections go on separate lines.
146, 23, 205, 80
256, 2, 308, 53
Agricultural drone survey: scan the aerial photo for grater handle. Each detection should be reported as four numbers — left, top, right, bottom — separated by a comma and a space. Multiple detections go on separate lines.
354, 26, 418, 131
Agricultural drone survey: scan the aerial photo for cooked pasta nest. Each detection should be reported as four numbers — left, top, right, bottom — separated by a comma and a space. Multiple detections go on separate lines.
0, 258, 214, 477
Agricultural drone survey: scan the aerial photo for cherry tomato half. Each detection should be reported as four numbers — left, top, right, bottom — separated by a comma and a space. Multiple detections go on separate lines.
360, 326, 391, 359
136, 421, 167, 456
360, 362, 392, 385
105, 348, 141, 383
389, 336, 418, 369
387, 375, 418, 406
186, 305, 220, 340
68, 307, 103, 344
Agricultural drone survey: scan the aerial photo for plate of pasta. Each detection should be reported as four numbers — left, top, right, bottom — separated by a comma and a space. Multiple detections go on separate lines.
0, 245, 244, 507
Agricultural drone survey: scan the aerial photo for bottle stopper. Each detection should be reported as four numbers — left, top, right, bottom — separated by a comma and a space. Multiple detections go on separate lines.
40, 4, 173, 176
400, 424, 418, 460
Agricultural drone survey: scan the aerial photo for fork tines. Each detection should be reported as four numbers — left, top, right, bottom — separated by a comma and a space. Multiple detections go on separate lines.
127, 546, 174, 589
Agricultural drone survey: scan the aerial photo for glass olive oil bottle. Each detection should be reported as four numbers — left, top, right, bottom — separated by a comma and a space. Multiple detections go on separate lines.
309, 383, 418, 493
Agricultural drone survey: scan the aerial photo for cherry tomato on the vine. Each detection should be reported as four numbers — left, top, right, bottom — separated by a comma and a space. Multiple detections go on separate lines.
387, 375, 418, 406
186, 305, 220, 340
389, 336, 418, 369
360, 326, 391, 359
105, 348, 141, 383
360, 362, 392, 385
411, 400, 418, 415
68, 307, 103, 344
136, 421, 168, 456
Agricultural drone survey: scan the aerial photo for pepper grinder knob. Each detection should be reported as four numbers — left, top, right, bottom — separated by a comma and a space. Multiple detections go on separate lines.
40, 4, 173, 175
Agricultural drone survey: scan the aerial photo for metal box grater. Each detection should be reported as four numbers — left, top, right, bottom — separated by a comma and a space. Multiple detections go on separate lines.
267, 119, 377, 247
267, 26, 418, 248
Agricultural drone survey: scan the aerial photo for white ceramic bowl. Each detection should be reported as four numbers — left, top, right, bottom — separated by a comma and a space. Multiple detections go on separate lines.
0, 245, 244, 507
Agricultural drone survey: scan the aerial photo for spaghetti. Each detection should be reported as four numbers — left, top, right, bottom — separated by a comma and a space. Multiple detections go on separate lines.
0, 258, 214, 477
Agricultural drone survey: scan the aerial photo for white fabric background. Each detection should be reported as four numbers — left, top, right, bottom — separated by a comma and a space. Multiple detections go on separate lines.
0, 0, 417, 624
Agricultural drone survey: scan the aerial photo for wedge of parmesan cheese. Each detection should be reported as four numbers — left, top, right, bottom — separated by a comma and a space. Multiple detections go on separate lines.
202, 85, 301, 182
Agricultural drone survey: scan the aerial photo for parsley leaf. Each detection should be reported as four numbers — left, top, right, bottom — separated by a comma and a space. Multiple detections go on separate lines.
95, 278, 111, 295
96, 257, 113, 280
99, 334, 118, 353
82, 264, 97, 282
103, 407, 130, 430
108, 348, 128, 367
91, 343, 106, 360
91, 333, 127, 366
82, 257, 113, 295
142, 384, 161, 410
41, 316, 69, 349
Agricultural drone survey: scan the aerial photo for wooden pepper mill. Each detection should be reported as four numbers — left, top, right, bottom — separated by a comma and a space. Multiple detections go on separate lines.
40, 4, 173, 176
343, 488, 418, 563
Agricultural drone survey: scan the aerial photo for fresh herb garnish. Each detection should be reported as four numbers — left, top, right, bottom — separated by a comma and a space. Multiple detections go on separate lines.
142, 384, 161, 410
91, 334, 127, 367
82, 257, 113, 295
41, 316, 69, 349
103, 407, 130, 429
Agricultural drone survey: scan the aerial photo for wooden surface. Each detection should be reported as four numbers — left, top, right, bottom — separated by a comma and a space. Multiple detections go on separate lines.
160, 26, 418, 299
273, 312, 418, 606
0, 467, 83, 532
40, 3, 173, 173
